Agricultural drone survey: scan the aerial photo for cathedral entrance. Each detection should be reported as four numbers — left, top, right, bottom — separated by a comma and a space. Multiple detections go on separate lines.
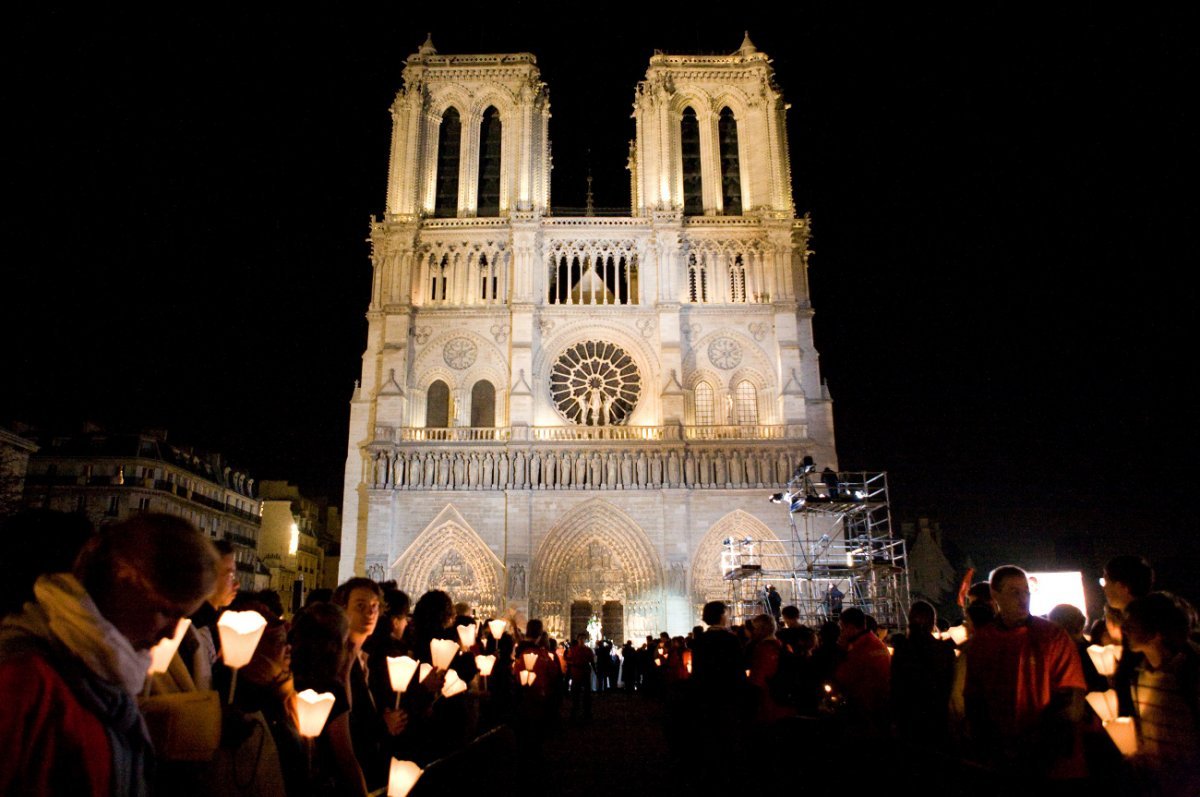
529, 499, 663, 642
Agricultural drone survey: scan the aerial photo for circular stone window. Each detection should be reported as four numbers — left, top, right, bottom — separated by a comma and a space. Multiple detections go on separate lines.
443, 337, 477, 370
550, 341, 641, 426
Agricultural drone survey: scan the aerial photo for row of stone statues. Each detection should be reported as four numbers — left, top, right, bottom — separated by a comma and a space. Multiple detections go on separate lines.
368, 446, 804, 490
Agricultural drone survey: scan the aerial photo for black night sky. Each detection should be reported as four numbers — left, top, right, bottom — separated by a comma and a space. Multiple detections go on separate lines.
4, 7, 1194, 597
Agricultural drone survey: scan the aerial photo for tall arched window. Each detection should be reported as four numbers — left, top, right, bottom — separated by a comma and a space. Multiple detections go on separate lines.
681, 107, 703, 216
434, 109, 461, 218
688, 253, 708, 303
477, 106, 502, 216
470, 380, 495, 427
735, 380, 758, 425
427, 380, 451, 427
728, 254, 747, 303
718, 108, 742, 215
430, 254, 449, 302
694, 381, 715, 425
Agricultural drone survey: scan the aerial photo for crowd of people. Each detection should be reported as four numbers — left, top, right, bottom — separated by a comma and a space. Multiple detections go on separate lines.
0, 510, 1197, 796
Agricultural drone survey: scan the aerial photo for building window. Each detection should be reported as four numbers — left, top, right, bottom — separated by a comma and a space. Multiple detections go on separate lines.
728, 254, 747, 303
477, 106, 502, 216
430, 253, 450, 302
426, 380, 451, 427
718, 108, 742, 215
694, 381, 715, 425
138, 497, 151, 511
434, 108, 462, 217
688, 253, 708, 303
470, 380, 495, 427
735, 380, 758, 425
681, 108, 702, 216
106, 495, 120, 516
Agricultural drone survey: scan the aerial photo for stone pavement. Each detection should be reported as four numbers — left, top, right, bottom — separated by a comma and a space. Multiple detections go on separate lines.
540, 691, 670, 795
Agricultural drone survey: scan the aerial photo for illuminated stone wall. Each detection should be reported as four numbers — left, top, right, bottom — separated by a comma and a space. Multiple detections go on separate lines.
340, 36, 836, 635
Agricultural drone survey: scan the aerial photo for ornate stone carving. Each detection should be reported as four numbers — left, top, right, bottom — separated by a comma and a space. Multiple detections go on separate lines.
490, 322, 510, 344
707, 336, 743, 370
748, 322, 771, 342
550, 340, 641, 426
636, 317, 655, 338
414, 326, 432, 345
442, 337, 477, 369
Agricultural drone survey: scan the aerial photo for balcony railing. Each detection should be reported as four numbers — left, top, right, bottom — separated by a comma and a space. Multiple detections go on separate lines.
375, 424, 806, 445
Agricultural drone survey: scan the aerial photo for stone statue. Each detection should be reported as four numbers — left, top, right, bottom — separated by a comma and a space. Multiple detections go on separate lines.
467, 453, 479, 488
668, 562, 687, 596
746, 452, 759, 486
437, 453, 450, 488
620, 452, 633, 488
600, 392, 613, 426
636, 451, 648, 487
683, 451, 696, 486
508, 563, 527, 599
699, 450, 711, 487
425, 453, 437, 487
714, 452, 728, 486
666, 451, 680, 486
589, 453, 602, 486
452, 453, 465, 487
514, 450, 527, 488
530, 450, 541, 489
409, 452, 422, 488
729, 449, 743, 486
545, 450, 557, 488
574, 451, 586, 486
605, 452, 618, 488
498, 452, 510, 487
483, 452, 494, 489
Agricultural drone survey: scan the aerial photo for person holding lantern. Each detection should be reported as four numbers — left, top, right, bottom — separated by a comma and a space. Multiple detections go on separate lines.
0, 513, 218, 797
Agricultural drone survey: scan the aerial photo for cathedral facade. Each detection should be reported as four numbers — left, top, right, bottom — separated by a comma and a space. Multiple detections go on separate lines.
339, 35, 837, 640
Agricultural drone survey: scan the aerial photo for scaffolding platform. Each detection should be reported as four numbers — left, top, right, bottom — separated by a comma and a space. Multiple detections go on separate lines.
723, 471, 910, 630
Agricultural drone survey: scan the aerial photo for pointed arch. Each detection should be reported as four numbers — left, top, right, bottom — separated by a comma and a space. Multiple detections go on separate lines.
392, 505, 503, 617
434, 107, 462, 218
690, 510, 788, 607
530, 499, 662, 640
477, 106, 502, 217
718, 107, 742, 215
680, 106, 703, 216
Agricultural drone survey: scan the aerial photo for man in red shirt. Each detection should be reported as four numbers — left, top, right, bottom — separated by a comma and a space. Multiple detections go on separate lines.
565, 632, 595, 721
834, 607, 892, 738
965, 565, 1088, 782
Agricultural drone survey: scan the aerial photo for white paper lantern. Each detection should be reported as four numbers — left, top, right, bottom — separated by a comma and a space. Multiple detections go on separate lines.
386, 655, 418, 694
456, 624, 476, 650
217, 611, 267, 669
418, 662, 433, 683
487, 619, 507, 641
522, 651, 539, 672
441, 669, 466, 698
147, 618, 191, 675
519, 669, 537, 686
475, 654, 496, 677
295, 689, 336, 738
946, 625, 968, 645
387, 759, 424, 797
1102, 717, 1138, 756
430, 639, 459, 671
1087, 644, 1122, 677
1086, 690, 1119, 722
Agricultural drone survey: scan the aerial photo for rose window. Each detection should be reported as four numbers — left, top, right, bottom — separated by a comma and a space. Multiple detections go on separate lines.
550, 341, 641, 426
443, 337, 477, 370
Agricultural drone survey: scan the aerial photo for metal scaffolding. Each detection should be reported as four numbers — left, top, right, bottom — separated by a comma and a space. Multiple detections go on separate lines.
723, 470, 910, 629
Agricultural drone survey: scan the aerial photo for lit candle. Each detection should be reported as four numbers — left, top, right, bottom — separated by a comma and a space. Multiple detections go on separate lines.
418, 662, 433, 683
946, 625, 968, 645
519, 670, 537, 686
441, 669, 466, 698
387, 759, 423, 797
1087, 644, 1122, 677
295, 689, 336, 738
456, 624, 476, 650
216, 611, 268, 669
1102, 717, 1138, 756
475, 654, 496, 677
147, 618, 191, 675
1086, 689, 1119, 722
487, 619, 507, 642
522, 651, 539, 671
386, 656, 419, 694
430, 638, 459, 671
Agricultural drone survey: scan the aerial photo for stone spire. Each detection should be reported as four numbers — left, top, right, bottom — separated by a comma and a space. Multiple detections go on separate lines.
419, 33, 437, 56
737, 31, 758, 56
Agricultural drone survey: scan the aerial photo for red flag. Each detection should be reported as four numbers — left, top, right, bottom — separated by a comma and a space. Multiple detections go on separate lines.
956, 567, 975, 608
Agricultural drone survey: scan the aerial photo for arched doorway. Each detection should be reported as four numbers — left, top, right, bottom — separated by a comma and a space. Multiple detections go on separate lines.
530, 499, 662, 642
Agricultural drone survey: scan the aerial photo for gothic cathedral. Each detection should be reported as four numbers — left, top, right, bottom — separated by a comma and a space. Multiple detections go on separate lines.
339, 34, 837, 640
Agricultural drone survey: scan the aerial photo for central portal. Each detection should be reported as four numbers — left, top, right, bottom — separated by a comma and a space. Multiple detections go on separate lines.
569, 599, 625, 643
529, 499, 664, 642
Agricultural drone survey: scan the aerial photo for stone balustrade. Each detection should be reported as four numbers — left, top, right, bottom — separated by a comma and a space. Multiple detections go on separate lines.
364, 427, 815, 492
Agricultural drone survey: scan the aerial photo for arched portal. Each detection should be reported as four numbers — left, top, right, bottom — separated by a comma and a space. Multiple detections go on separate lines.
530, 499, 662, 641
392, 506, 503, 617
691, 509, 789, 616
